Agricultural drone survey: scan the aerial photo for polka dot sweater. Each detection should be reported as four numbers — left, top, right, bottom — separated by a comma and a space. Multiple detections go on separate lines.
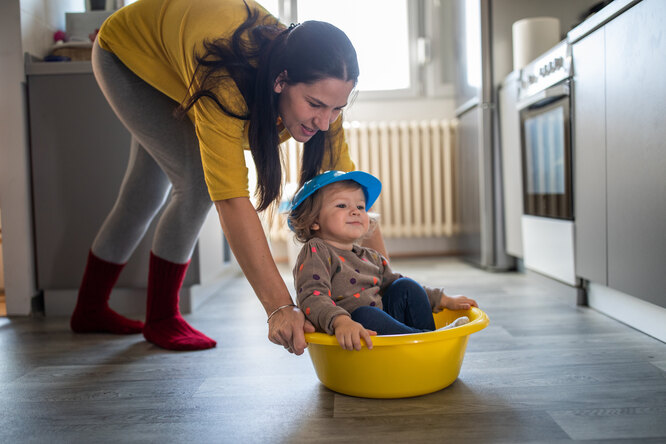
293, 238, 444, 334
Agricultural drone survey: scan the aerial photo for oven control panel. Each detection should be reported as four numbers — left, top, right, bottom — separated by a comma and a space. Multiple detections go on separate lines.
518, 41, 572, 101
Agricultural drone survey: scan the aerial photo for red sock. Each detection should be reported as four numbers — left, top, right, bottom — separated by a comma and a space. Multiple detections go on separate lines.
70, 251, 144, 334
142, 252, 216, 351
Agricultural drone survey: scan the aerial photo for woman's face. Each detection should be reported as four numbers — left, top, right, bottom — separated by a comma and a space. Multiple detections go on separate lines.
311, 182, 369, 250
274, 74, 355, 143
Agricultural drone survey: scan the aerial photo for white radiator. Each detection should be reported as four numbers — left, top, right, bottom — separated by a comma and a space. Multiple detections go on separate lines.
267, 119, 459, 241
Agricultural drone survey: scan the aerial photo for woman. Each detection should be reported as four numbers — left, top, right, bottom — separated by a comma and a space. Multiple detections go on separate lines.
70, 0, 387, 353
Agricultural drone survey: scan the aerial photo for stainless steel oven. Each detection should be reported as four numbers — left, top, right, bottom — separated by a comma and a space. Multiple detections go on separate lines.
518, 41, 573, 221
517, 41, 578, 286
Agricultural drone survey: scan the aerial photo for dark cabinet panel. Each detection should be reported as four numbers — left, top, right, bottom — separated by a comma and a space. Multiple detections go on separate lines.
605, 0, 666, 307
572, 29, 607, 285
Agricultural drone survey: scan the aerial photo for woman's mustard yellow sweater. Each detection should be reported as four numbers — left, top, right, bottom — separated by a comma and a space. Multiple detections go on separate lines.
98, 0, 354, 201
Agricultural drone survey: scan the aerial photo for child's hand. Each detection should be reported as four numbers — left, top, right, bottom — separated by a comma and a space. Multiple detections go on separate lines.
440, 294, 478, 311
331, 315, 377, 351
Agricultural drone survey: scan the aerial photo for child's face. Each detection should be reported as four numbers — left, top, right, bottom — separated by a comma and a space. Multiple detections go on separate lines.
311, 183, 369, 249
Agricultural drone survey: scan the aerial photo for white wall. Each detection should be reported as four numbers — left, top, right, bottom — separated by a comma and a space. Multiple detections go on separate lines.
491, 0, 601, 86
21, 0, 85, 58
346, 96, 456, 122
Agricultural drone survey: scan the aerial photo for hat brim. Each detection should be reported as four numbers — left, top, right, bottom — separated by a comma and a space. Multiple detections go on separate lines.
287, 170, 382, 213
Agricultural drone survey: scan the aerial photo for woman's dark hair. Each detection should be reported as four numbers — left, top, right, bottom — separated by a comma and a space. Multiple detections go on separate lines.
177, 1, 359, 211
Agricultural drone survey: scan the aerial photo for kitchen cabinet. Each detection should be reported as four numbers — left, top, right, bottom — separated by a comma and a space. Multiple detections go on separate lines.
572, 0, 666, 308
572, 29, 607, 285
26, 59, 231, 315
605, 0, 666, 307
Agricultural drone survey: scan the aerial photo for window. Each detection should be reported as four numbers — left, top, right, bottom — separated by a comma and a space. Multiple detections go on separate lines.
296, 0, 412, 93
258, 0, 279, 17
262, 0, 454, 99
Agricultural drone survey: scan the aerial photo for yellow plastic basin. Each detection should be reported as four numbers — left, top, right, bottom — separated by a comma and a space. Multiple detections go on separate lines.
304, 307, 489, 398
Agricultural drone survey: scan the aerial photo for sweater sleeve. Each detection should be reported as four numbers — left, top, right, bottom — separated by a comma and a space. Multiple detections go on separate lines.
423, 285, 445, 312
294, 240, 350, 334
193, 112, 251, 202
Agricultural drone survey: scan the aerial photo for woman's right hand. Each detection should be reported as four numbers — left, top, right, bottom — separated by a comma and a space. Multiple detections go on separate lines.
268, 305, 314, 355
331, 315, 376, 351
215, 198, 314, 355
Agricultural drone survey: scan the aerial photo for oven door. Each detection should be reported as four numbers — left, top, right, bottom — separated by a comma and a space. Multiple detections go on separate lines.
519, 80, 573, 220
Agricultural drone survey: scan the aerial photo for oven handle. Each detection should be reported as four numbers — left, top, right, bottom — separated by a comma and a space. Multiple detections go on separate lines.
517, 83, 569, 111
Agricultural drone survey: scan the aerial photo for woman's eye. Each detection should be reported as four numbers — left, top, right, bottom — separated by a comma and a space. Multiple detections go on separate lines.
308, 102, 320, 108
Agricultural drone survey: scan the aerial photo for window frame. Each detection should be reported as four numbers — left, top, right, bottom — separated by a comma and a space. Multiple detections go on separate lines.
423, 0, 455, 97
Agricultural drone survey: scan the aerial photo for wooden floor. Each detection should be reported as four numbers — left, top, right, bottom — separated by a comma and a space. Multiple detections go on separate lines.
1, 257, 665, 443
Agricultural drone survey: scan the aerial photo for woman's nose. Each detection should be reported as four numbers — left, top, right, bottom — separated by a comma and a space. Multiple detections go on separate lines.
314, 110, 332, 131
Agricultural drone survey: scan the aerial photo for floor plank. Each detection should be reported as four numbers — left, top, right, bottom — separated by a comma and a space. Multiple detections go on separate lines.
549, 406, 666, 441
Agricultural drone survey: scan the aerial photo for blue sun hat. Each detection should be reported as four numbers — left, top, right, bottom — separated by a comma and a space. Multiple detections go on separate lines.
283, 170, 382, 215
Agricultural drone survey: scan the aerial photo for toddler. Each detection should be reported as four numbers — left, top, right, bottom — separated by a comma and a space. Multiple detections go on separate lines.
287, 170, 478, 351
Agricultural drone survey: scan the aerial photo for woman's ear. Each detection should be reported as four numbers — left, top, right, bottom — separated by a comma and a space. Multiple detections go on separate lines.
273, 70, 288, 93
310, 222, 320, 231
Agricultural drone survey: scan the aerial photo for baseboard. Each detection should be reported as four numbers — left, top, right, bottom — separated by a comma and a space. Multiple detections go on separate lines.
588, 283, 666, 343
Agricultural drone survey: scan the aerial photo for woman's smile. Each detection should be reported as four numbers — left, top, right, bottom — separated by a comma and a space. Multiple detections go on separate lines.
301, 124, 317, 137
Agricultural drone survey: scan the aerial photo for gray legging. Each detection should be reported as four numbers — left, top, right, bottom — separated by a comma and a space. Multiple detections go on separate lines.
90, 40, 213, 264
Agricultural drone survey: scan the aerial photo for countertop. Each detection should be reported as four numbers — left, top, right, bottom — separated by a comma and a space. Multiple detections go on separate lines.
25, 54, 93, 76
567, 0, 642, 43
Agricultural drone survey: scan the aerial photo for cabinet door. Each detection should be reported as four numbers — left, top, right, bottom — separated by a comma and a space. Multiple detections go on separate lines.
605, 0, 666, 307
572, 28, 607, 285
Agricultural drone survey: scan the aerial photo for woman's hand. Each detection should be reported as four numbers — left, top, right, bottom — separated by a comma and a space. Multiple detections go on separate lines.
440, 294, 478, 311
268, 305, 315, 355
331, 315, 377, 351
215, 198, 314, 355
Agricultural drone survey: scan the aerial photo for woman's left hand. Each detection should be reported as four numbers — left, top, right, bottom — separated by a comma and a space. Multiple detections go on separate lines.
441, 294, 478, 311
268, 305, 315, 355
